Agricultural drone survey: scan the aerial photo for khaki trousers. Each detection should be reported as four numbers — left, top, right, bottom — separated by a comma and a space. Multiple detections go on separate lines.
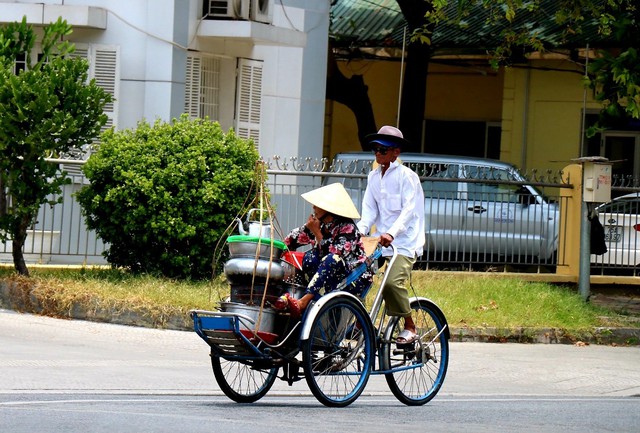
381, 254, 415, 317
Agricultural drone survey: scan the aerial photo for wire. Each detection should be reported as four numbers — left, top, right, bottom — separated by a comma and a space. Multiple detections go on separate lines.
276, 0, 329, 34
105, 8, 189, 51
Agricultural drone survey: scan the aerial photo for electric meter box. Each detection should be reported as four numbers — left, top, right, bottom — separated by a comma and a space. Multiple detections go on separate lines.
583, 161, 612, 203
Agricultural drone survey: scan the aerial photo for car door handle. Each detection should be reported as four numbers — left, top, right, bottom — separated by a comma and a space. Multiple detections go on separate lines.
467, 206, 487, 214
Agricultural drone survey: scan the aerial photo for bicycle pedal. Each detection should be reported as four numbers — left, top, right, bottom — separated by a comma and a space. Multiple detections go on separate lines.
393, 343, 417, 355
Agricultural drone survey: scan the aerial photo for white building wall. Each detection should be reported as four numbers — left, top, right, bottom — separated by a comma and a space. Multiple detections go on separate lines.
1, 0, 331, 156
258, 1, 329, 158
142, 0, 189, 123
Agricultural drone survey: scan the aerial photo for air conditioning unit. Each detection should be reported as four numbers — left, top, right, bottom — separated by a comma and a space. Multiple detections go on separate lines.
250, 0, 272, 24
203, 0, 249, 20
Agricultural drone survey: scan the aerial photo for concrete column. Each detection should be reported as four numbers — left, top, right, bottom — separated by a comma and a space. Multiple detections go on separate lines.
556, 163, 582, 280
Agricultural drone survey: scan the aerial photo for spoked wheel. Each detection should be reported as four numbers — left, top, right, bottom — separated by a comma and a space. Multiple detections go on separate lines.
211, 352, 278, 403
381, 299, 449, 406
301, 296, 375, 407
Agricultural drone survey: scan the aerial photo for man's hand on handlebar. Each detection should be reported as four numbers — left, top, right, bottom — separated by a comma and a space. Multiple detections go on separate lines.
379, 233, 394, 247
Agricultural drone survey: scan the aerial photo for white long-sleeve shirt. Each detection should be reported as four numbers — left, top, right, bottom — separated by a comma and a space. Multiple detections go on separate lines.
357, 160, 425, 258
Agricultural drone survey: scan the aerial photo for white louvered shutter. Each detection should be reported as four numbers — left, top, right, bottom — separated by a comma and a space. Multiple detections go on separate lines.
185, 55, 201, 118
235, 58, 263, 148
70, 45, 119, 135
91, 46, 119, 133
185, 55, 220, 120
63, 45, 118, 173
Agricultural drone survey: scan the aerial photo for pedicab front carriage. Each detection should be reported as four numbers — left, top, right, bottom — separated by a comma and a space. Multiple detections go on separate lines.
191, 221, 450, 407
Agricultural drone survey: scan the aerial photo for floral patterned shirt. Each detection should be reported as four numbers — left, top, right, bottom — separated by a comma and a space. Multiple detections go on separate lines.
284, 216, 373, 284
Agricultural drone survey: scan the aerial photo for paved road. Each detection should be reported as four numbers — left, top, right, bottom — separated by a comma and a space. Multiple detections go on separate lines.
2, 309, 640, 432
1, 309, 639, 397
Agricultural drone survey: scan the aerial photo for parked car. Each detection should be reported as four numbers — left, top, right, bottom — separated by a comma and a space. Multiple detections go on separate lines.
592, 193, 640, 267
328, 152, 560, 262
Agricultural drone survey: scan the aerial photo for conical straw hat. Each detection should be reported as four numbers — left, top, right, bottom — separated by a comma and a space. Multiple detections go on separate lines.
301, 183, 360, 219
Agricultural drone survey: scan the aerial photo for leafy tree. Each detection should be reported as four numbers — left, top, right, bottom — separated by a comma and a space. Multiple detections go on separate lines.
417, 0, 640, 135
583, 2, 639, 135
329, 0, 639, 148
327, 0, 434, 150
76, 116, 260, 280
0, 18, 111, 276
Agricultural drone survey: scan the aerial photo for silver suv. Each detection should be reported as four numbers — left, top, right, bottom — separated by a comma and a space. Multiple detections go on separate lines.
329, 152, 559, 261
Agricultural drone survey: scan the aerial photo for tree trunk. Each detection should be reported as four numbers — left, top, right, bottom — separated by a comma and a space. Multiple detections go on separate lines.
326, 47, 377, 149
398, 42, 432, 152
0, 177, 5, 220
325, 1, 435, 151
12, 215, 31, 277
395, 0, 436, 152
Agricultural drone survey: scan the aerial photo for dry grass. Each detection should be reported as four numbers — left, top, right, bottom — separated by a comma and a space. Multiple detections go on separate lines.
1, 267, 637, 331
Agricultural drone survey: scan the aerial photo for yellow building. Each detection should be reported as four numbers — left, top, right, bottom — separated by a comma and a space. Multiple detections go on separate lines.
327, 1, 640, 183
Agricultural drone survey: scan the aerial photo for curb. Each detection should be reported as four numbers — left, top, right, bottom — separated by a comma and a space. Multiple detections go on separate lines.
1, 281, 639, 346
449, 326, 640, 345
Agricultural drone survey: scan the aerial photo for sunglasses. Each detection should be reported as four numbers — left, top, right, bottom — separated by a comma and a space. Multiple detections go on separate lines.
372, 147, 393, 155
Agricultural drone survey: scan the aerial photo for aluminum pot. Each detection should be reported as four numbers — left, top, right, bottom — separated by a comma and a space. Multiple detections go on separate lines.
219, 301, 277, 334
226, 235, 286, 261
224, 257, 286, 284
229, 283, 282, 305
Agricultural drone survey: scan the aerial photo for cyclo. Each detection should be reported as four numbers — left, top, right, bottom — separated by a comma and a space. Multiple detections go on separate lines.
191, 233, 449, 407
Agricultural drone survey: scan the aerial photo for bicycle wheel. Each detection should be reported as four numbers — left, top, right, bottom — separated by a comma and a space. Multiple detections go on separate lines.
211, 353, 278, 403
301, 296, 375, 407
381, 299, 449, 406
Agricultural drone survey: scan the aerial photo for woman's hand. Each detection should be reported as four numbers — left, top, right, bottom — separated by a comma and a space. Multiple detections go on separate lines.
305, 214, 323, 241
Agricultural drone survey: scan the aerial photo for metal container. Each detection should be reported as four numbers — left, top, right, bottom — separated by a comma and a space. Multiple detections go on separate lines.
230, 283, 282, 305
224, 257, 286, 284
282, 282, 306, 300
226, 235, 286, 261
280, 259, 296, 281
219, 301, 277, 334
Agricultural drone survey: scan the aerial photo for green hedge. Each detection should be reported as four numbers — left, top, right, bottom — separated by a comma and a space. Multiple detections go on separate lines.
77, 116, 259, 279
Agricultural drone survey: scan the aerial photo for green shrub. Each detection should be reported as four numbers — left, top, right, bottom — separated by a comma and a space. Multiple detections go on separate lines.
76, 115, 259, 279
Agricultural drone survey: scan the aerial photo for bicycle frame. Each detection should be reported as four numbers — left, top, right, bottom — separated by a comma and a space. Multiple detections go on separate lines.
191, 239, 450, 406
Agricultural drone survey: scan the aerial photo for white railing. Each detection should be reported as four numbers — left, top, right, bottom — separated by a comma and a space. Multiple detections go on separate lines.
2, 156, 573, 273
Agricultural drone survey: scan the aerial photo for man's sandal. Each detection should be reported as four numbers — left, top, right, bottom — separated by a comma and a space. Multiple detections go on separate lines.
396, 329, 418, 345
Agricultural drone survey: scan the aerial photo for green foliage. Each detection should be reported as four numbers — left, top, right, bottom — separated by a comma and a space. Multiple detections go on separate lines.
585, 2, 640, 135
76, 115, 260, 279
415, 1, 640, 127
0, 17, 110, 276
586, 46, 640, 136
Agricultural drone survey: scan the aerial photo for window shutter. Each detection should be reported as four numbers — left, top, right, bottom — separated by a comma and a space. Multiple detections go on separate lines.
63, 45, 118, 172
185, 55, 202, 118
200, 57, 220, 120
69, 45, 119, 134
69, 47, 89, 60
91, 45, 119, 133
236, 58, 263, 148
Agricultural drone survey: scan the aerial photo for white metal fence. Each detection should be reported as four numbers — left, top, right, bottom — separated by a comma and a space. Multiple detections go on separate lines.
8, 156, 639, 274
0, 161, 107, 265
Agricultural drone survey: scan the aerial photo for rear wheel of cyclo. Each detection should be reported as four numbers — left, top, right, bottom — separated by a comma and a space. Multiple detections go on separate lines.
380, 299, 449, 406
211, 352, 278, 403
301, 296, 375, 407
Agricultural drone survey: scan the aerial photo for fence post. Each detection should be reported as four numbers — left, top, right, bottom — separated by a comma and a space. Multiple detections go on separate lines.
556, 164, 582, 279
